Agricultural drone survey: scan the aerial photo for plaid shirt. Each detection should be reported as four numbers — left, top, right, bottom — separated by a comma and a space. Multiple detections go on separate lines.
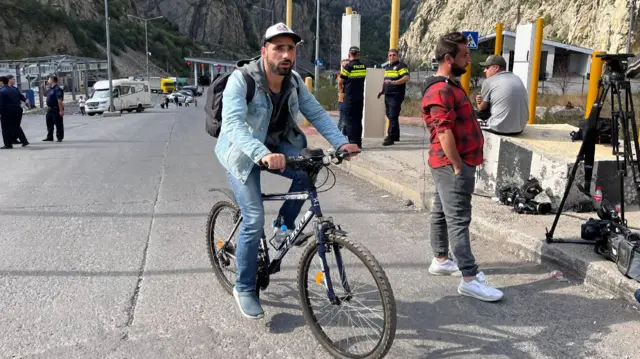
421, 78, 484, 168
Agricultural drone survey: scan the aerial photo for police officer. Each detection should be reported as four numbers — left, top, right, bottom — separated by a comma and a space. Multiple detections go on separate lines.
43, 75, 64, 142
338, 46, 367, 148
0, 76, 29, 149
378, 48, 409, 146
7, 75, 29, 145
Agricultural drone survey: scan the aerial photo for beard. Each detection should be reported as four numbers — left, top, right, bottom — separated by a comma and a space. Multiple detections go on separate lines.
451, 63, 467, 77
268, 59, 294, 76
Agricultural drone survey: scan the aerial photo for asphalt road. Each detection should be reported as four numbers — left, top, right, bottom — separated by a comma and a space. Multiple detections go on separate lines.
1, 102, 639, 359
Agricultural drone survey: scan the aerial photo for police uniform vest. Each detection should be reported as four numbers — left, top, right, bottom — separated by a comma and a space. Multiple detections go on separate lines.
383, 61, 409, 96
340, 59, 367, 103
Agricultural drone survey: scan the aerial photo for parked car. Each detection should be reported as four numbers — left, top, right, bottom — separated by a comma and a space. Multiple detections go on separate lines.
167, 91, 193, 104
181, 85, 202, 97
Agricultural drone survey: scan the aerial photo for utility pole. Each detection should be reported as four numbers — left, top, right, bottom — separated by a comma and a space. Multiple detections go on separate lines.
314, 0, 320, 93
127, 14, 163, 80
104, 0, 114, 112
627, 0, 636, 53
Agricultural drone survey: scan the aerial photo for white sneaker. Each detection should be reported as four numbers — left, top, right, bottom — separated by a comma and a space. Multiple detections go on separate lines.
428, 258, 462, 276
458, 272, 504, 302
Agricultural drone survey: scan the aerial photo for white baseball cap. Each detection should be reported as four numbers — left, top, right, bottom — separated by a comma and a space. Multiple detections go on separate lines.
263, 22, 302, 44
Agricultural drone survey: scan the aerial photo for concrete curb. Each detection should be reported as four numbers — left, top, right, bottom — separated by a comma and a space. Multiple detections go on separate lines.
306, 133, 640, 304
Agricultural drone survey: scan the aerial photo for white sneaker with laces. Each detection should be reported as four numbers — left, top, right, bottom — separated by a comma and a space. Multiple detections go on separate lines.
428, 258, 462, 276
458, 272, 504, 302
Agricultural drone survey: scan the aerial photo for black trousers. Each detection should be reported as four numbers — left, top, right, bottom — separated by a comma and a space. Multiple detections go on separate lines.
13, 108, 27, 143
46, 108, 64, 140
343, 101, 363, 147
1, 107, 27, 147
385, 93, 405, 140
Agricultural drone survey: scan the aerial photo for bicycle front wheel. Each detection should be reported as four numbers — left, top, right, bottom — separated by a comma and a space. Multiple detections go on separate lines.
297, 234, 396, 359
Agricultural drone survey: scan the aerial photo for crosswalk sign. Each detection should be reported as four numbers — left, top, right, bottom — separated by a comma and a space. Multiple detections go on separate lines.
463, 31, 479, 49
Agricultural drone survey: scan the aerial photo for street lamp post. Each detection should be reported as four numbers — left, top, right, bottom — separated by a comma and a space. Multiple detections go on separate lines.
104, 0, 114, 112
252, 6, 274, 24
127, 14, 163, 80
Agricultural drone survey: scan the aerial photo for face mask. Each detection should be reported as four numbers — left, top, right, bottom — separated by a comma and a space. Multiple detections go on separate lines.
451, 63, 467, 77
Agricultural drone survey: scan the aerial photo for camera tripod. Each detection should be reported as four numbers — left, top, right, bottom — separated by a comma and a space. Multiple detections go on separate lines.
545, 53, 640, 244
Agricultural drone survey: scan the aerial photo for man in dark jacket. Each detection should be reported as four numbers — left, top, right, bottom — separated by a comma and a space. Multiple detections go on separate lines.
7, 75, 29, 145
0, 76, 29, 149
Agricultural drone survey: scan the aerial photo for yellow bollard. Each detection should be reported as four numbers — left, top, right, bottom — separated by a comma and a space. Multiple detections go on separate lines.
390, 0, 400, 49
495, 23, 503, 55
304, 77, 313, 126
528, 18, 544, 125
585, 51, 605, 119
286, 0, 293, 27
461, 63, 471, 95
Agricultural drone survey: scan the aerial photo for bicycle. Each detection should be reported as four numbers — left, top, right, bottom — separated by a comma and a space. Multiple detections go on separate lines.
206, 147, 397, 359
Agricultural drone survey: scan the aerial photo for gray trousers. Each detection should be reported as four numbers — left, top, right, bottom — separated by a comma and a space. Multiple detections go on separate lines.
429, 162, 479, 277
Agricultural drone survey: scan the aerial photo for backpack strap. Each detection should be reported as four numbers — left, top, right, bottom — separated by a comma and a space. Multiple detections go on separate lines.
239, 69, 256, 103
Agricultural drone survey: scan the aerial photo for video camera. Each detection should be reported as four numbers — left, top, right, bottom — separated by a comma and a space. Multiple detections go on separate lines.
594, 53, 640, 80
580, 202, 640, 281
497, 177, 552, 215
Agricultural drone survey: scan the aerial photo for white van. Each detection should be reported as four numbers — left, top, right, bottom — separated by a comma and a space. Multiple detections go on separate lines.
86, 79, 152, 116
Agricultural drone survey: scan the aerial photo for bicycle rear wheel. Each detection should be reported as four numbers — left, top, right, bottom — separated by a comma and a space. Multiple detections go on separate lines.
297, 234, 396, 359
206, 201, 241, 295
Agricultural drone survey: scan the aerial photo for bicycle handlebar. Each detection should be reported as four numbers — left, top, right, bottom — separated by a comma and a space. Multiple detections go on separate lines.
260, 148, 360, 172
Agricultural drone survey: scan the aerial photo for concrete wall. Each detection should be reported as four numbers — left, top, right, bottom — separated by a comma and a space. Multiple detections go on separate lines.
569, 53, 590, 76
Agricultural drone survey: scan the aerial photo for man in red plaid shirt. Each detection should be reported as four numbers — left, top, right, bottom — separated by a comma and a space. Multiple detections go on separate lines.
422, 32, 503, 302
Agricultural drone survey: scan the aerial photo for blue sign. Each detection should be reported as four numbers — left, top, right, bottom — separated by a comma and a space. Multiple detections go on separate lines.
463, 31, 479, 49
315, 58, 324, 67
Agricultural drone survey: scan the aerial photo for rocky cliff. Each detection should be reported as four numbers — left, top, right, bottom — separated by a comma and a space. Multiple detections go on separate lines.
400, 0, 639, 67
0, 0, 420, 68
1, 0, 420, 73
136, 0, 421, 66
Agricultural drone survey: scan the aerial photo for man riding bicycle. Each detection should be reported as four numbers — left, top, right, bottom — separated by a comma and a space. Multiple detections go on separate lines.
214, 22, 360, 319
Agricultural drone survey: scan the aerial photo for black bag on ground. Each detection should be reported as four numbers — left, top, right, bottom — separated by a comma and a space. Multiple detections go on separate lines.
608, 232, 640, 282
570, 117, 613, 144
205, 69, 255, 138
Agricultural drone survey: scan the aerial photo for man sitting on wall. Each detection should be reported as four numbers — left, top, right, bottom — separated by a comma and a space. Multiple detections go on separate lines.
475, 55, 529, 135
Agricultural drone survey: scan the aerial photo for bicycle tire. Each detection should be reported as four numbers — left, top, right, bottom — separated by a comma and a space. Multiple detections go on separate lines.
206, 200, 240, 296
297, 234, 397, 359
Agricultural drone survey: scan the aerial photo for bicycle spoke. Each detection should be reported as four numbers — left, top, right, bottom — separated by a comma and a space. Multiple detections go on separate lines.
298, 235, 394, 358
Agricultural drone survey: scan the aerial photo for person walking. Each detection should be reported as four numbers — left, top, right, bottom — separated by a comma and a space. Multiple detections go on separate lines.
7, 75, 29, 145
0, 76, 29, 149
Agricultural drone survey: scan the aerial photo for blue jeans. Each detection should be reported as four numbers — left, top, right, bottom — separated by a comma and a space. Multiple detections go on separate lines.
226, 139, 311, 292
337, 101, 346, 135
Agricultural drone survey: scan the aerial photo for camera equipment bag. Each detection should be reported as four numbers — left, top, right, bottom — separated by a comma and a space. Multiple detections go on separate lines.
569, 117, 613, 144
608, 231, 640, 282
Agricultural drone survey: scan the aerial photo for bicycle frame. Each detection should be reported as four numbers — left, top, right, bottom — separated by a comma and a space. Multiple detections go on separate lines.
262, 187, 347, 303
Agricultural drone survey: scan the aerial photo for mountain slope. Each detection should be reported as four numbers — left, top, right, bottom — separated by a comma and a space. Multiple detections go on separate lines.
1, 0, 421, 76
399, 0, 639, 67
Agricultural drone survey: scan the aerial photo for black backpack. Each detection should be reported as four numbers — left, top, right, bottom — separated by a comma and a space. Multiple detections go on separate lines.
205, 68, 303, 137
205, 69, 256, 138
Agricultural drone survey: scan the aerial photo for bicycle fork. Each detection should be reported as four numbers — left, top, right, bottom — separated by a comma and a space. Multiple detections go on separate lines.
315, 219, 353, 305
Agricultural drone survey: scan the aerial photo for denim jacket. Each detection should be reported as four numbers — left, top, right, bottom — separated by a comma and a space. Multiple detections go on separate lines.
215, 56, 349, 184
